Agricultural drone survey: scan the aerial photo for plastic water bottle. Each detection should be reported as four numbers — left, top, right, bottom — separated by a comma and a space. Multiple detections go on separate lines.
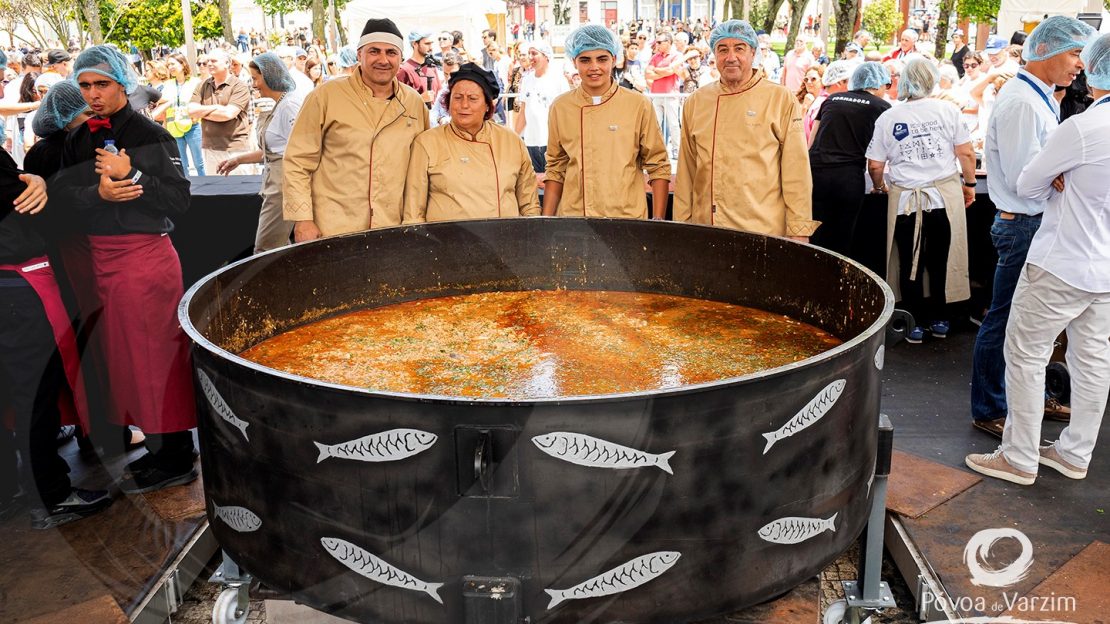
103, 140, 119, 155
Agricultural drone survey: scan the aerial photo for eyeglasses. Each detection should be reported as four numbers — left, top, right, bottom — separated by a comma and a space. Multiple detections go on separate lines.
963, 62, 979, 68
439, 37, 451, 41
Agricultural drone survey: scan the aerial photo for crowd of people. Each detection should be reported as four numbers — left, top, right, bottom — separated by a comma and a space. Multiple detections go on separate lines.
0, 13, 1108, 533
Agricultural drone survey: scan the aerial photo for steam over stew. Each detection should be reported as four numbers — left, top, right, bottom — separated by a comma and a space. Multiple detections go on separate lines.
241, 290, 841, 399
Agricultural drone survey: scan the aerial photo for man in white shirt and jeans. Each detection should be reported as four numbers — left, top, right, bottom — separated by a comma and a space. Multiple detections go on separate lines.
968, 17, 1096, 439
966, 32, 1110, 485
514, 41, 567, 173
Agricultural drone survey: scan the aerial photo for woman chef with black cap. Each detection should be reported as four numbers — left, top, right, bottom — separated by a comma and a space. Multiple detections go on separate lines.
402, 63, 540, 223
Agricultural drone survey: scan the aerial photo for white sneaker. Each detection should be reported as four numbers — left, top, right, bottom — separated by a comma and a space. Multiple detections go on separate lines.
1038, 443, 1087, 480
965, 448, 1036, 485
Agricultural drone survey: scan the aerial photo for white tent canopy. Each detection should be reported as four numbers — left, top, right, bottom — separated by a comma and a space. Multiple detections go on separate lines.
996, 0, 1092, 41
342, 0, 506, 55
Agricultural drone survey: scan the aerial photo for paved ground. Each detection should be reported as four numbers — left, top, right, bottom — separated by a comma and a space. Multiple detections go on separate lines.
175, 543, 920, 623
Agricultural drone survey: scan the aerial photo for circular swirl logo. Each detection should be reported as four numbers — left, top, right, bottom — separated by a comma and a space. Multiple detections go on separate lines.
963, 528, 1035, 587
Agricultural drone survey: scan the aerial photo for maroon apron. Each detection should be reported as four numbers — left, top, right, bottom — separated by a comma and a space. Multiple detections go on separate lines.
61, 233, 196, 434
0, 256, 88, 431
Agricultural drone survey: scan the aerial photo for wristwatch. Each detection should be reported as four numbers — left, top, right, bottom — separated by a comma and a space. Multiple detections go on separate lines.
963, 180, 977, 188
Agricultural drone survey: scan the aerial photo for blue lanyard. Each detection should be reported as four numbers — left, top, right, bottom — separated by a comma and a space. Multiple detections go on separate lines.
1016, 73, 1058, 122
1095, 96, 1110, 109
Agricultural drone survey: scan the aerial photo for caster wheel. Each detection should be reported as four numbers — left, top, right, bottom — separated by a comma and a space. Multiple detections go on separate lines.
822, 599, 873, 624
1045, 361, 1070, 404
823, 599, 848, 624
212, 587, 248, 624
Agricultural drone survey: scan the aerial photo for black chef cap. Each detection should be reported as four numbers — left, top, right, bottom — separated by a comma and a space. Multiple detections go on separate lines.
449, 62, 500, 102
358, 18, 404, 51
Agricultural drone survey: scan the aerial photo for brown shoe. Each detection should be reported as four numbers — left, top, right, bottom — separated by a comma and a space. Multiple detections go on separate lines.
1039, 443, 1087, 479
965, 448, 1036, 485
1044, 398, 1071, 422
972, 417, 1006, 439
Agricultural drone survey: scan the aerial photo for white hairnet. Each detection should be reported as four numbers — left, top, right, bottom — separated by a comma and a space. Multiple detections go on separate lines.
1082, 33, 1110, 91
710, 20, 761, 66
72, 45, 138, 94
1022, 16, 1097, 62
32, 80, 88, 137
34, 72, 64, 91
338, 46, 359, 68
822, 60, 852, 86
938, 64, 960, 85
250, 52, 296, 92
849, 61, 889, 91
897, 58, 938, 100
565, 24, 620, 60
527, 40, 553, 59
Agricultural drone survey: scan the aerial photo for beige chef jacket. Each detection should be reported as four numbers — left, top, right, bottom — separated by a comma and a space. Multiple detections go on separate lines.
673, 71, 818, 237
403, 122, 540, 223
543, 82, 671, 218
283, 73, 429, 236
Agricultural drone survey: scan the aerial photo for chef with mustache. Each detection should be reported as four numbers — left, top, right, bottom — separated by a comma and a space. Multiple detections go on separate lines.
283, 18, 428, 242
673, 19, 817, 241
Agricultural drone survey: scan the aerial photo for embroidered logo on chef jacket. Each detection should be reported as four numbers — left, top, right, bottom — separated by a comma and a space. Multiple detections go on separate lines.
893, 123, 909, 141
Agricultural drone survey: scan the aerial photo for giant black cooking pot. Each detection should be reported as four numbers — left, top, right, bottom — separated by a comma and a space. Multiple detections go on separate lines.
180, 218, 894, 624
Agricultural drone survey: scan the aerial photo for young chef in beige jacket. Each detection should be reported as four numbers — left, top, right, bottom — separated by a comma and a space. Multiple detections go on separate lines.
541, 24, 671, 220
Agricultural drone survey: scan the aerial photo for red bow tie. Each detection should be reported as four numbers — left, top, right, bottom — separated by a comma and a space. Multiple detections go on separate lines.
87, 117, 112, 132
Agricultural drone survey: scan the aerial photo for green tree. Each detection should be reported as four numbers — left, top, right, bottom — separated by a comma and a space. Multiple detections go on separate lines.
832, 0, 860, 56
254, 0, 353, 45
861, 0, 900, 48
103, 0, 222, 53
931, 0, 956, 59
762, 0, 786, 34
957, 0, 999, 24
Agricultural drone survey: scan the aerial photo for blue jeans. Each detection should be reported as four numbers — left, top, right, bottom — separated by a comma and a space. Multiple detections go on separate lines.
175, 123, 204, 176
970, 212, 1042, 421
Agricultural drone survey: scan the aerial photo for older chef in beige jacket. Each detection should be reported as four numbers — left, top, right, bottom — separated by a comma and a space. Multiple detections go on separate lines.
674, 20, 818, 240
283, 18, 428, 241
403, 64, 540, 222
542, 24, 671, 219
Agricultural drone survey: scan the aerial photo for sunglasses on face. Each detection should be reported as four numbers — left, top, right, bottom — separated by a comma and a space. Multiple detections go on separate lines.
964, 62, 979, 68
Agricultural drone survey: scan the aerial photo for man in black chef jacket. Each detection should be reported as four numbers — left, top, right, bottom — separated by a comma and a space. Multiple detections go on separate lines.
0, 140, 114, 528
53, 45, 199, 494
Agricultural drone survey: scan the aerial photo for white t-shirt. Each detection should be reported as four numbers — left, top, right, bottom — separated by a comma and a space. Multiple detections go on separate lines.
866, 97, 970, 215
263, 89, 305, 155
519, 69, 567, 147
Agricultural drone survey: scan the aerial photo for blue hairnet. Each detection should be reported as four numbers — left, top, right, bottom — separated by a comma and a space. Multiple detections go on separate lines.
897, 58, 937, 100
710, 20, 758, 54
849, 61, 890, 91
338, 46, 359, 68
32, 80, 88, 137
1022, 16, 1096, 62
250, 52, 296, 93
565, 24, 619, 60
72, 45, 138, 94
1082, 33, 1110, 91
